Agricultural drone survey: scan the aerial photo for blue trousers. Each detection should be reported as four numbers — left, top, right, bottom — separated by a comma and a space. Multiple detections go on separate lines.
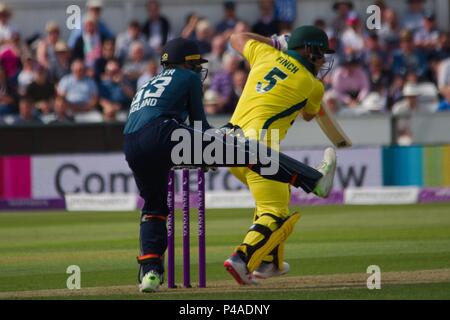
124, 117, 180, 277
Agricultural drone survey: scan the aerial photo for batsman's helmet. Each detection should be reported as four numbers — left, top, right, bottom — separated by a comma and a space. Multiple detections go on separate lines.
161, 37, 208, 66
288, 25, 335, 54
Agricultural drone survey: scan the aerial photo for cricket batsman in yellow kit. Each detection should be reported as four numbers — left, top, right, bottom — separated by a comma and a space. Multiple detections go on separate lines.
223, 26, 337, 285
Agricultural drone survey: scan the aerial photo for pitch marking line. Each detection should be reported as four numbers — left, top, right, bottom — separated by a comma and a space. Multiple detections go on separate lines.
1, 268, 449, 299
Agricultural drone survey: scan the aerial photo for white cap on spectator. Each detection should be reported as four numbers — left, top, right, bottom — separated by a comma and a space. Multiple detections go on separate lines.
361, 92, 383, 111
403, 83, 421, 97
86, 0, 103, 8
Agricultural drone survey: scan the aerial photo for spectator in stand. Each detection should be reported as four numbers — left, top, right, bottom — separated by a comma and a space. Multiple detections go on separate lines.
378, 7, 401, 52
181, 13, 200, 41
392, 82, 423, 114
432, 32, 450, 61
226, 21, 251, 56
405, 70, 420, 84
324, 55, 370, 114
341, 12, 365, 58
414, 13, 439, 53
99, 59, 134, 121
388, 74, 406, 109
425, 30, 450, 84
0, 64, 17, 115
56, 59, 98, 114
402, 0, 426, 34
12, 97, 42, 125
193, 19, 214, 55
209, 53, 241, 112
17, 56, 35, 96
313, 18, 326, 31
123, 41, 148, 89
93, 39, 115, 82
0, 3, 16, 45
36, 21, 61, 70
395, 72, 439, 113
142, 0, 172, 53
361, 33, 389, 69
68, 0, 114, 49
331, 1, 354, 36
48, 41, 71, 83
12, 29, 31, 58
374, 0, 388, 15
203, 89, 222, 115
25, 65, 56, 116
50, 97, 74, 124
204, 34, 227, 81
116, 20, 153, 65
438, 57, 450, 90
216, 1, 239, 34
274, 0, 297, 31
365, 55, 392, 112
252, 0, 279, 37
233, 20, 251, 35
392, 29, 428, 80
390, 82, 419, 145
368, 55, 392, 93
314, 19, 342, 66
0, 31, 22, 84
137, 59, 159, 90
72, 14, 107, 68
437, 86, 450, 111
222, 68, 248, 113
427, 54, 444, 85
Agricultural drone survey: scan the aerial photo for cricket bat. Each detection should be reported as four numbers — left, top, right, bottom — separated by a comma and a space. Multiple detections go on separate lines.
316, 104, 352, 148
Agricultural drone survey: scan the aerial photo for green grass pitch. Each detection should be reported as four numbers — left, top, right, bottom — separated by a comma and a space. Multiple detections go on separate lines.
0, 203, 450, 300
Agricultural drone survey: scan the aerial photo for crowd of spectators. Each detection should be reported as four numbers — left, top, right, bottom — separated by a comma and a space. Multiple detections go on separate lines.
321, 0, 450, 118
0, 0, 449, 128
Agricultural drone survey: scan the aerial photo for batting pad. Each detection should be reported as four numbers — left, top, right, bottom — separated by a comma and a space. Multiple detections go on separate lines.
247, 212, 301, 273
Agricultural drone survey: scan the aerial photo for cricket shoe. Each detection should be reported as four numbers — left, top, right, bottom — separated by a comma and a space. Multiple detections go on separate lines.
224, 253, 257, 285
139, 270, 163, 293
313, 147, 337, 198
253, 262, 290, 280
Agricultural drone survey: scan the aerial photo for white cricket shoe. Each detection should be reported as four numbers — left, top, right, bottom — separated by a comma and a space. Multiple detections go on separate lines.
313, 147, 337, 198
253, 262, 290, 279
139, 270, 162, 293
224, 253, 257, 285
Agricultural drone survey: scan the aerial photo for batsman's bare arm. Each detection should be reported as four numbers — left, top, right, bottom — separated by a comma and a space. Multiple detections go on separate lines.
230, 32, 274, 56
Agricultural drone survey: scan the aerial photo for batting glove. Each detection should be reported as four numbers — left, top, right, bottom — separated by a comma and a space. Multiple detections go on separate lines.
271, 34, 290, 52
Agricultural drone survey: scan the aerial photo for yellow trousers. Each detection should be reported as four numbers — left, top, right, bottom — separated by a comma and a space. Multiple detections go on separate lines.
230, 166, 291, 264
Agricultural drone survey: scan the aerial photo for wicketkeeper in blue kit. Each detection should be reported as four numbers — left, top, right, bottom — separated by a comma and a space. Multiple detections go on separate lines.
123, 38, 212, 292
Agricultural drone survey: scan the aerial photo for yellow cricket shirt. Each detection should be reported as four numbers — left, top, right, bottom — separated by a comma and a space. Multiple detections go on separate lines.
230, 39, 325, 145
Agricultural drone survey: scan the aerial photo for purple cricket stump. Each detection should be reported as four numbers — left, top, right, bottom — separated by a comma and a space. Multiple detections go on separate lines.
197, 168, 206, 288
167, 170, 175, 288
182, 169, 191, 288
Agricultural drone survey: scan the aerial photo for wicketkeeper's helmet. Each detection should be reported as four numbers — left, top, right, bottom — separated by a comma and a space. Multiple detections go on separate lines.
161, 37, 208, 82
161, 38, 208, 66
